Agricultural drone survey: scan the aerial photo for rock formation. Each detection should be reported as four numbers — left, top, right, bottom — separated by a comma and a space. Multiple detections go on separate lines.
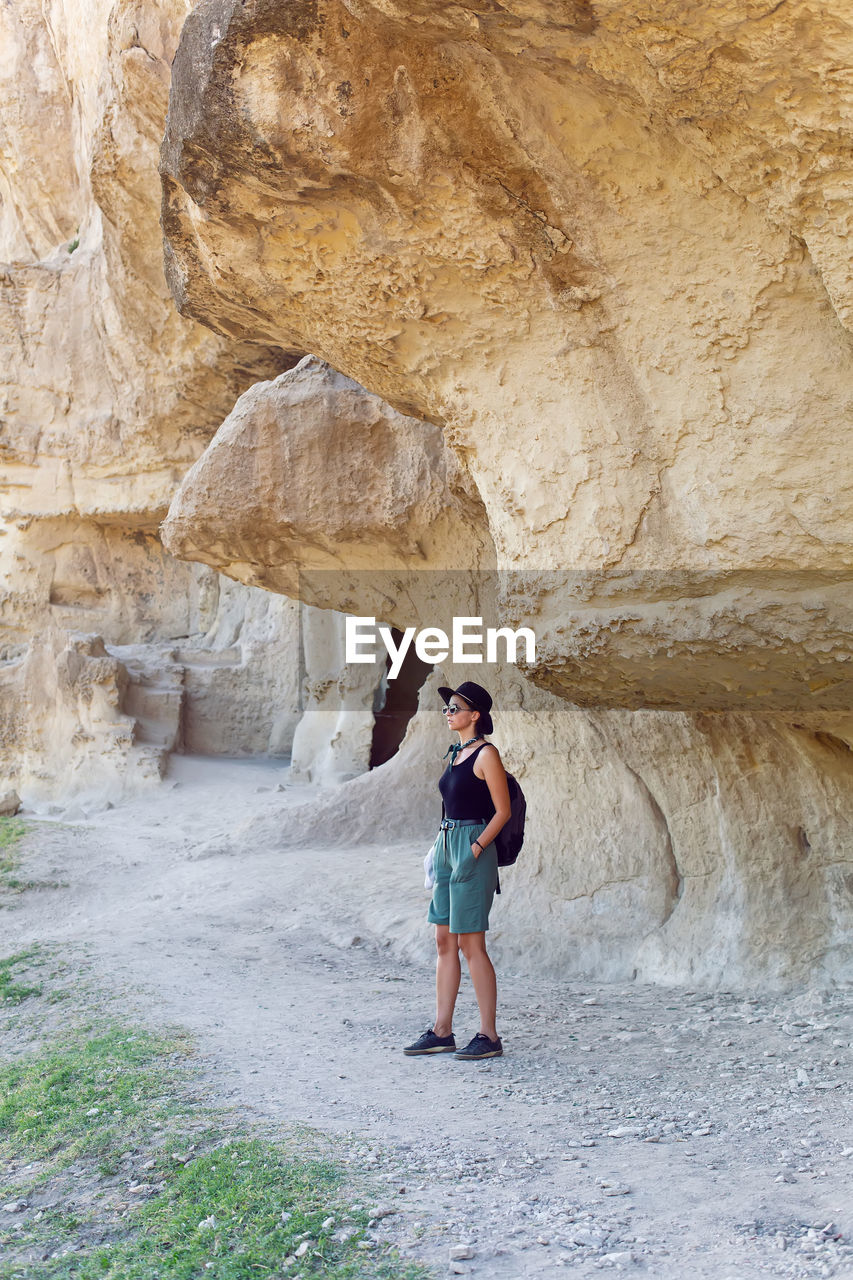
0, 631, 156, 812
160, 0, 853, 711
161, 355, 493, 598
1, 0, 851, 984
0, 0, 302, 807
158, 0, 853, 983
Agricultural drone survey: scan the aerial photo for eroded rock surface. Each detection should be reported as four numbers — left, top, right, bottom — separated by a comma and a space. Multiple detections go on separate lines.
228, 670, 853, 985
0, 0, 301, 802
161, 0, 853, 711
154, 0, 853, 983
0, 632, 157, 810
1, 0, 852, 985
161, 356, 493, 597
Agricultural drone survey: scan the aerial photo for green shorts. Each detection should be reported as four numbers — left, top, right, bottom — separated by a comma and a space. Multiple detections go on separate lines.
427, 820, 499, 935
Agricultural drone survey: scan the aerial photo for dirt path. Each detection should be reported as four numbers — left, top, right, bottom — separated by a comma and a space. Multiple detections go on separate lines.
4, 757, 853, 1279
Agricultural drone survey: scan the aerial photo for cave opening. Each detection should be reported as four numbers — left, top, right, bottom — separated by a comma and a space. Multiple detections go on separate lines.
369, 627, 432, 768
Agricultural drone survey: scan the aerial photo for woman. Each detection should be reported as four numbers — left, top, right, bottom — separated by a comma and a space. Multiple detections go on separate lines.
404, 681, 511, 1060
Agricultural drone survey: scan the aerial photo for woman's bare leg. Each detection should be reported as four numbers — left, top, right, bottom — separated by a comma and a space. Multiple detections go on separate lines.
458, 931, 498, 1041
434, 925, 461, 1037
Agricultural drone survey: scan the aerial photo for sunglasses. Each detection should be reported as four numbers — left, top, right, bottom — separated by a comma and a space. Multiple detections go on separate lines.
442, 703, 467, 715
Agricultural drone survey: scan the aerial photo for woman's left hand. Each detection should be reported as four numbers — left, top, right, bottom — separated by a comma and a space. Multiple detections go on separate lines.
471, 841, 481, 859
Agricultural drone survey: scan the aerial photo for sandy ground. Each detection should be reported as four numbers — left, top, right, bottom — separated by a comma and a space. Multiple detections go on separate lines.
3, 756, 853, 1280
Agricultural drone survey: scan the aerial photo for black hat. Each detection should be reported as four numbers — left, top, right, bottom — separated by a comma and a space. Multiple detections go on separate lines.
438, 681, 494, 735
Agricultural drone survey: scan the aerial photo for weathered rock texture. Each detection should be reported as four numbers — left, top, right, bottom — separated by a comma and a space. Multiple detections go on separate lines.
161, 0, 853, 712
1, 0, 852, 985
220, 670, 853, 986
157, 0, 853, 984
0, 0, 302, 805
289, 604, 386, 784
0, 631, 156, 811
0, 583, 303, 811
162, 355, 493, 596
0, 0, 286, 538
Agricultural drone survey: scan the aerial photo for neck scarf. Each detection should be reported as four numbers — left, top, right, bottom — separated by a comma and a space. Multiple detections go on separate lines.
442, 736, 482, 763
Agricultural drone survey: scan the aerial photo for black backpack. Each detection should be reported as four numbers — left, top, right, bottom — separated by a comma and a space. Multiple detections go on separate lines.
494, 772, 526, 868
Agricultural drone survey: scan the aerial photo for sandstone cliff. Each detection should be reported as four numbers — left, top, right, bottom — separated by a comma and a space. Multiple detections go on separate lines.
157, 0, 853, 983
0, 0, 301, 803
1, 0, 851, 985
160, 0, 853, 711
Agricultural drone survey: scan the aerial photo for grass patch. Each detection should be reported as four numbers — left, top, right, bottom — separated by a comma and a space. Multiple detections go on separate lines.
65, 1138, 420, 1280
0, 818, 67, 897
0, 950, 43, 1006
0, 817, 28, 877
0, 1015, 429, 1280
0, 817, 34, 893
0, 1024, 193, 1173
0, 818, 27, 852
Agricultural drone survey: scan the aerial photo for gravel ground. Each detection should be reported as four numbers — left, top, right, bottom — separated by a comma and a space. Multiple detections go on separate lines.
2, 756, 852, 1279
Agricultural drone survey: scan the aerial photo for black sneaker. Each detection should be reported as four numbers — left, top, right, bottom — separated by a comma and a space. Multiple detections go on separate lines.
403, 1028, 456, 1056
454, 1033, 503, 1059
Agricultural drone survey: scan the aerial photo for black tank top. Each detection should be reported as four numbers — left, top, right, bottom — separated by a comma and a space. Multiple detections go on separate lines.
439, 743, 495, 820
